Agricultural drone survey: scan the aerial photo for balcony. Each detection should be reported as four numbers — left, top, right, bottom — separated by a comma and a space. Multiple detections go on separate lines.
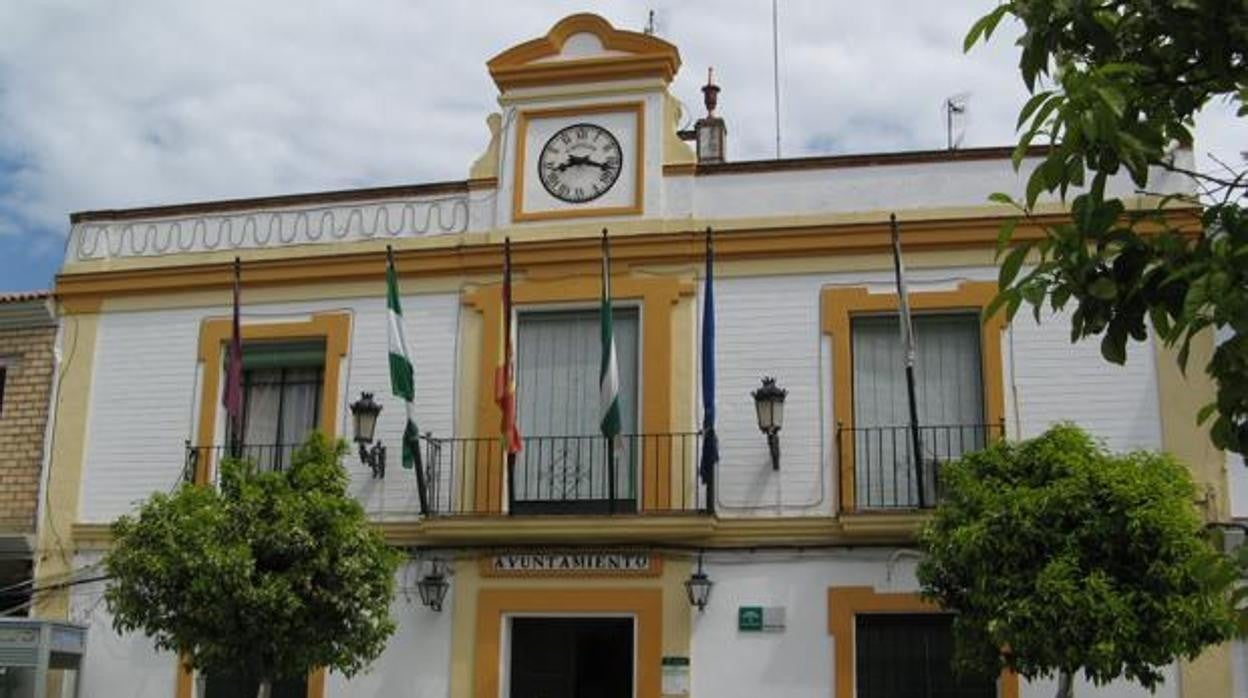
423, 432, 711, 516
185, 433, 713, 517
837, 422, 1005, 510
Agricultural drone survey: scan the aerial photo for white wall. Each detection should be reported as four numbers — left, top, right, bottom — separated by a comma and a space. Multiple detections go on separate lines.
71, 557, 450, 698
70, 553, 179, 698
340, 293, 458, 520
1006, 308, 1163, 451
711, 274, 829, 515
78, 293, 459, 523
325, 561, 453, 698
80, 307, 202, 522
691, 552, 1178, 698
1233, 638, 1247, 698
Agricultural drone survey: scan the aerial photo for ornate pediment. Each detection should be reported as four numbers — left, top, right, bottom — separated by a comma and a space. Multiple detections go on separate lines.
487, 13, 681, 91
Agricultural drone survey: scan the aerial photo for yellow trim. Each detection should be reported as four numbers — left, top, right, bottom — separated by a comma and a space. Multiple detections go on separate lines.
827, 586, 1020, 698
194, 312, 350, 483
487, 13, 680, 90
821, 282, 1006, 514
662, 93, 695, 167
474, 587, 664, 698
511, 101, 645, 222
464, 272, 694, 513
33, 313, 100, 619
1153, 330, 1235, 698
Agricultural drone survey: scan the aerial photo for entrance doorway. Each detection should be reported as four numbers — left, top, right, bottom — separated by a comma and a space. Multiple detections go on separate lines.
508, 617, 634, 698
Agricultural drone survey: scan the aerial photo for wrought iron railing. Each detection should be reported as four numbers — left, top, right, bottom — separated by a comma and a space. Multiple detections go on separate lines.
184, 443, 305, 483
422, 432, 711, 516
837, 422, 1005, 510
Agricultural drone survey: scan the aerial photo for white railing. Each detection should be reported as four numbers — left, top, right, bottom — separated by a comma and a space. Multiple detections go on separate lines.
68, 193, 470, 262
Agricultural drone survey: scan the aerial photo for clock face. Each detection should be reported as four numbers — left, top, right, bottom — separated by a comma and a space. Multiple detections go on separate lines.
537, 123, 622, 203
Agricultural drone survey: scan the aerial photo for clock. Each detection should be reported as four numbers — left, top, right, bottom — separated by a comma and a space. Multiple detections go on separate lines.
537, 123, 622, 203
512, 101, 643, 222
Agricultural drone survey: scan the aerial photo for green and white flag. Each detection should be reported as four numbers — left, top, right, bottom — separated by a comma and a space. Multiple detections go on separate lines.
387, 249, 422, 471
599, 231, 621, 441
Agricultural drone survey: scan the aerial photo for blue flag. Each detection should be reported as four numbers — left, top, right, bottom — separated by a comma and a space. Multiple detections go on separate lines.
700, 227, 718, 482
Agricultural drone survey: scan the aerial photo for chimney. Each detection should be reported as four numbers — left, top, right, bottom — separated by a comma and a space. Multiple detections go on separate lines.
694, 68, 726, 164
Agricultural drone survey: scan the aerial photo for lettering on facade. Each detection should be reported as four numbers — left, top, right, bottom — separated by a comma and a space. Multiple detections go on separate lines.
485, 552, 656, 576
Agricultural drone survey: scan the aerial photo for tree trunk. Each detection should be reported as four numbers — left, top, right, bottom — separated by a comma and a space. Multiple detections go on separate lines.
256, 678, 272, 698
1055, 671, 1074, 698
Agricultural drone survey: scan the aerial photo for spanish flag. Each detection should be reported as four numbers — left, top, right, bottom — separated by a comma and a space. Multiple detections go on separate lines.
496, 238, 522, 454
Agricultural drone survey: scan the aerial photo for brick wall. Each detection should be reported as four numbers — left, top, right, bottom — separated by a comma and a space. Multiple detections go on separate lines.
0, 325, 55, 534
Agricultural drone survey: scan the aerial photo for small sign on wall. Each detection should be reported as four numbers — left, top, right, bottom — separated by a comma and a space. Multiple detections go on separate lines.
661, 656, 690, 695
738, 605, 786, 632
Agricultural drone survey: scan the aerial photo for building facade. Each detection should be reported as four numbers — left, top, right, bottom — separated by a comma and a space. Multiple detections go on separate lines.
33, 13, 1246, 698
0, 291, 56, 618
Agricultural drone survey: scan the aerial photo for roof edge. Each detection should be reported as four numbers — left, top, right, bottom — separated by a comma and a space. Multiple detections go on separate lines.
692, 145, 1051, 176
70, 179, 469, 224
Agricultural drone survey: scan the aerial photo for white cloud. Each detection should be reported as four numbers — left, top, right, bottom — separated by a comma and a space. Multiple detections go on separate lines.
0, 0, 1242, 247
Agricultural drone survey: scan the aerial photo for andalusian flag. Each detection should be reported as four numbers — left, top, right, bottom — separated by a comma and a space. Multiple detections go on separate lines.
599, 230, 621, 442
386, 247, 422, 473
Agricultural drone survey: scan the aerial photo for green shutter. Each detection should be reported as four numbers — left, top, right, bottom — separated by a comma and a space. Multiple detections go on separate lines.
239, 340, 326, 370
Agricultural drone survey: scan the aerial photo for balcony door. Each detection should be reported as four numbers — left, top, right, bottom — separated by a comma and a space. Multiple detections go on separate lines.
514, 308, 639, 514
851, 313, 985, 508
230, 340, 325, 472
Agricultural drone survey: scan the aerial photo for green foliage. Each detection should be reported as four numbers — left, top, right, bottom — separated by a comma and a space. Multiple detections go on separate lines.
918, 424, 1238, 687
104, 434, 400, 684
967, 0, 1248, 455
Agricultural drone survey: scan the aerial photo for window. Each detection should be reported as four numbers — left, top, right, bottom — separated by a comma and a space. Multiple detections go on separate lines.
513, 308, 639, 513
0, 363, 6, 417
850, 313, 987, 508
231, 340, 325, 471
855, 614, 996, 698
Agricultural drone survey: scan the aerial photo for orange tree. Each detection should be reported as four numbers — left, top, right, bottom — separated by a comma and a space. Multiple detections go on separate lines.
966, 0, 1248, 455
917, 424, 1237, 698
104, 435, 399, 698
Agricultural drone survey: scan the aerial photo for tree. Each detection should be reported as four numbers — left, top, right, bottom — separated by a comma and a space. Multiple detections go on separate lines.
965, 0, 1248, 455
104, 434, 400, 698
917, 424, 1238, 698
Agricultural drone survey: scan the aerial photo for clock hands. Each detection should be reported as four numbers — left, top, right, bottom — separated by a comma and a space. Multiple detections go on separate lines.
554, 154, 613, 172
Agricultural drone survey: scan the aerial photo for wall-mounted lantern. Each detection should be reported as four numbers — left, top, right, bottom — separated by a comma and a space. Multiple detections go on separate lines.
751, 377, 787, 470
684, 553, 713, 612
349, 392, 386, 478
417, 561, 450, 612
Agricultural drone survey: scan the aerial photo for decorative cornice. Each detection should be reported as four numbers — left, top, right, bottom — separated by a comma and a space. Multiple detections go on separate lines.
73, 513, 931, 551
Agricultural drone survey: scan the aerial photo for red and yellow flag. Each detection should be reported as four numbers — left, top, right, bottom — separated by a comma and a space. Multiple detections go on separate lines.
495, 238, 522, 454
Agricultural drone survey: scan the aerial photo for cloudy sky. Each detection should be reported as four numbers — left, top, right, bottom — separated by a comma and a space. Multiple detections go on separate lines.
0, 0, 1242, 292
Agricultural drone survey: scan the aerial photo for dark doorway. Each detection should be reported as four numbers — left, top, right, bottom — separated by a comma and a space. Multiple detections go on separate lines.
856, 613, 997, 698
509, 617, 634, 698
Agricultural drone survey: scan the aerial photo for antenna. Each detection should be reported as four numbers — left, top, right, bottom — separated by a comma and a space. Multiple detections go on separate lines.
944, 93, 970, 150
644, 9, 656, 34
772, 0, 782, 158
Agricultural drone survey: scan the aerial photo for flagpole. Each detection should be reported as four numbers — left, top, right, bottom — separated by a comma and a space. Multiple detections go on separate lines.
700, 226, 718, 516
889, 214, 926, 507
388, 244, 430, 516
602, 228, 617, 515
503, 237, 516, 515
225, 256, 243, 460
